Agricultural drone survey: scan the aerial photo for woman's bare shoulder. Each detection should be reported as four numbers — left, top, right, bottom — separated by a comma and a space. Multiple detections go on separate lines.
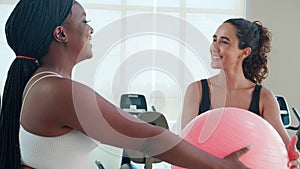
260, 86, 275, 100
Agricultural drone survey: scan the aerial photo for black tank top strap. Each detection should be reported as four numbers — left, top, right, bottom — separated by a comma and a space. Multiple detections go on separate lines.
248, 84, 262, 116
198, 79, 211, 115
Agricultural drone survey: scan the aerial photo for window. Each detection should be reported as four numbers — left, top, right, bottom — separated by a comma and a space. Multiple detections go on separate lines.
0, 0, 245, 124
0, 5, 15, 93
74, 0, 245, 124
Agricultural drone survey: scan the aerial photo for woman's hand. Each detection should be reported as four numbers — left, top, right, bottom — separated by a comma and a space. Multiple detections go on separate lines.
288, 136, 300, 169
221, 145, 252, 169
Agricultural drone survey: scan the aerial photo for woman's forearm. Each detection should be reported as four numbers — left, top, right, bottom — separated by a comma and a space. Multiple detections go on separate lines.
150, 132, 221, 169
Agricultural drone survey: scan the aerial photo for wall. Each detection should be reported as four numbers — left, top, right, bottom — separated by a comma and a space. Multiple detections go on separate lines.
246, 0, 300, 135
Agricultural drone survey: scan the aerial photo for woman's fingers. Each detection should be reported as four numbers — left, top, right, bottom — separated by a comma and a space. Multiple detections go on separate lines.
225, 144, 252, 159
288, 136, 300, 169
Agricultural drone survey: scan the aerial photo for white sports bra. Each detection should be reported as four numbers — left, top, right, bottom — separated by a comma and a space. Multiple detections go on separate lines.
20, 71, 98, 169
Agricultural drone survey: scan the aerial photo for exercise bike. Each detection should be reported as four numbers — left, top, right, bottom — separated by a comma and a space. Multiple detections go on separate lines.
276, 96, 300, 150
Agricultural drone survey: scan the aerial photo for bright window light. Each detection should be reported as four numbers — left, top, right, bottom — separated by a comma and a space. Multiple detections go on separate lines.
1, 0, 245, 123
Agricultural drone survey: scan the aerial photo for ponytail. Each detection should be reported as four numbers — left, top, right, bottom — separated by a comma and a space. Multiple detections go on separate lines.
0, 59, 38, 168
0, 0, 74, 168
224, 18, 272, 84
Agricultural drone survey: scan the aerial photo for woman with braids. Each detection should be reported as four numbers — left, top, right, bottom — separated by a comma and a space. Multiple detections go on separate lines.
0, 1, 252, 169
181, 18, 300, 168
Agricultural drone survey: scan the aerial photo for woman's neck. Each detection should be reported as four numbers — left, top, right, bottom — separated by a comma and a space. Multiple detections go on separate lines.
211, 70, 253, 90
36, 66, 72, 79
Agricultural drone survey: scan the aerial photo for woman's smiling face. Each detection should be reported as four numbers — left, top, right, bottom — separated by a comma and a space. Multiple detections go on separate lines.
209, 22, 244, 70
62, 2, 94, 62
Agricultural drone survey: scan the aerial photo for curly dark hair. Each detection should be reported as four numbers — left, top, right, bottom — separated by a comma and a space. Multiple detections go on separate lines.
224, 18, 272, 84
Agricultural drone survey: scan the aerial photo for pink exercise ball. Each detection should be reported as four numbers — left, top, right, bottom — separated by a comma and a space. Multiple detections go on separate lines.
172, 107, 288, 169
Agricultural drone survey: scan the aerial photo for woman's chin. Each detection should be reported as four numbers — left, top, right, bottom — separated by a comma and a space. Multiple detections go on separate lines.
211, 64, 222, 69
86, 54, 93, 60
76, 53, 93, 63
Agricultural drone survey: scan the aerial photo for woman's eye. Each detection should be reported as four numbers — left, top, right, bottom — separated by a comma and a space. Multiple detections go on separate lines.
221, 41, 229, 44
83, 19, 91, 24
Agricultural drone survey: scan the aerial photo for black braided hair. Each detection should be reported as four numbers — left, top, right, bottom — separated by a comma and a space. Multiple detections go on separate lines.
0, 0, 74, 168
224, 18, 272, 84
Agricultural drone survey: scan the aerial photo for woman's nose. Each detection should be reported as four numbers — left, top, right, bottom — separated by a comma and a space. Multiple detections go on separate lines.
210, 41, 220, 52
90, 26, 94, 34
210, 43, 217, 52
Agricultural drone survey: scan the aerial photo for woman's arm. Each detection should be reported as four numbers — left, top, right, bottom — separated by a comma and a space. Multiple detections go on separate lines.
21, 165, 34, 169
181, 81, 202, 129
260, 87, 299, 168
260, 87, 291, 147
47, 78, 250, 169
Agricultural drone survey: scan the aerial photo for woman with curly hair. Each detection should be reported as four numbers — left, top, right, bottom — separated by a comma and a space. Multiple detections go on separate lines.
181, 18, 299, 168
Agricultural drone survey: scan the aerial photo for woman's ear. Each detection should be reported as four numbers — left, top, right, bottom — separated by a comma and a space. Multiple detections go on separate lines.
242, 47, 251, 59
53, 26, 68, 42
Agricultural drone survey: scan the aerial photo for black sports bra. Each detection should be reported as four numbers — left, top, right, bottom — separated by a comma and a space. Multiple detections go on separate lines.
198, 79, 262, 116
